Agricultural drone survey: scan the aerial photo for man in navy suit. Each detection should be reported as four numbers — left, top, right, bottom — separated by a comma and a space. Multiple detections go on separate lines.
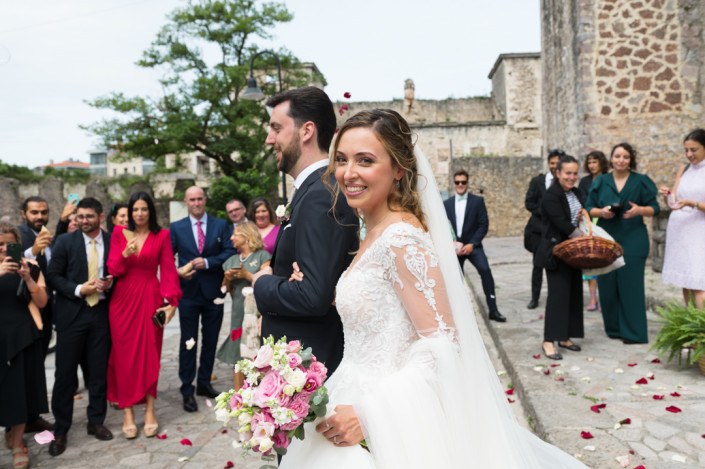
444, 170, 506, 322
170, 186, 235, 412
46, 197, 114, 456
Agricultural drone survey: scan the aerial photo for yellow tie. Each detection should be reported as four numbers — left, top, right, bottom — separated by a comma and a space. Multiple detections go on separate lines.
86, 238, 99, 307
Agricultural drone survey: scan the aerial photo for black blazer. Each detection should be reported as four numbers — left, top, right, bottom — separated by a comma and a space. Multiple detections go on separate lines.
524, 173, 548, 235
443, 194, 488, 248
47, 230, 111, 332
18, 224, 48, 273
253, 167, 358, 375
534, 183, 585, 269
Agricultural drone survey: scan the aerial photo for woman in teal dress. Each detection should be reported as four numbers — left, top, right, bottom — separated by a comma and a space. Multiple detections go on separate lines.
216, 221, 270, 388
586, 143, 659, 344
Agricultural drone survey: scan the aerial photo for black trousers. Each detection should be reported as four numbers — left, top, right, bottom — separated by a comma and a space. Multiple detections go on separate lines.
458, 247, 498, 312
178, 292, 224, 397
544, 260, 584, 341
52, 301, 110, 437
531, 264, 543, 302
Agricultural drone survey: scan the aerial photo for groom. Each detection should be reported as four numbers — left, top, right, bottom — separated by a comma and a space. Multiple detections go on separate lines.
253, 86, 358, 376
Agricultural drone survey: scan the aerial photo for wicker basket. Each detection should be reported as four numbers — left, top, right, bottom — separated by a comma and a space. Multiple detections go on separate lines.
552, 210, 624, 269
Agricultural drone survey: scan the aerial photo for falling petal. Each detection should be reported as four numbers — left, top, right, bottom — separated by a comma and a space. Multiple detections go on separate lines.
340, 104, 349, 111
156, 433, 167, 440
206, 399, 213, 408
185, 338, 196, 350
635, 377, 648, 385
231, 327, 243, 341
580, 431, 593, 439
343, 92, 351, 99
665, 405, 681, 413
33, 430, 55, 445
180, 438, 193, 446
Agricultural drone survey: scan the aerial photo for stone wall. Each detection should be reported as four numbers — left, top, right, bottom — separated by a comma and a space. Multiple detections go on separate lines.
541, 0, 705, 188
450, 156, 544, 237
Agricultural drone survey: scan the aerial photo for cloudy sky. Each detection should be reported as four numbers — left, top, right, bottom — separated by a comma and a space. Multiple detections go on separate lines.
0, 0, 540, 168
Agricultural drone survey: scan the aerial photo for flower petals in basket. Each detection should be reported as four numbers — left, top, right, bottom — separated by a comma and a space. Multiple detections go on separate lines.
552, 209, 624, 269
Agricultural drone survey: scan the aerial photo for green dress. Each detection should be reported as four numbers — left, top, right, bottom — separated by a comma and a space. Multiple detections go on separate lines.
216, 249, 271, 364
585, 171, 659, 343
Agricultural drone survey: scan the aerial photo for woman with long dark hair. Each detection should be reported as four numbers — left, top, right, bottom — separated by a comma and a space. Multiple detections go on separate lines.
247, 197, 280, 255
107, 192, 181, 439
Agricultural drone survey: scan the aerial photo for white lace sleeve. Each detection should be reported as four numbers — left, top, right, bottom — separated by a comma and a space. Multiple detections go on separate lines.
386, 229, 457, 341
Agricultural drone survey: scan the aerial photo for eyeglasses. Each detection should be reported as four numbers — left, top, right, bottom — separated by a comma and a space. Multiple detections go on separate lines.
454, 180, 468, 186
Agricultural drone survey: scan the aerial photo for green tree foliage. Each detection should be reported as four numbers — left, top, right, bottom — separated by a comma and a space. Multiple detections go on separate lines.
0, 160, 41, 182
84, 0, 318, 199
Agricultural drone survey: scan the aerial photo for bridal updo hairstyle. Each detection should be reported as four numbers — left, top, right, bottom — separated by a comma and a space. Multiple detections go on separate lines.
329, 109, 427, 230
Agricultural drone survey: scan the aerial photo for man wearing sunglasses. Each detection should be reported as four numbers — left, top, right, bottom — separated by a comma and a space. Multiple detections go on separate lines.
444, 170, 506, 322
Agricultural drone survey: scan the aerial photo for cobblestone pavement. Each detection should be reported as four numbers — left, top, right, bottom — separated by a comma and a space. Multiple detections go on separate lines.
3, 236, 703, 468
466, 237, 705, 469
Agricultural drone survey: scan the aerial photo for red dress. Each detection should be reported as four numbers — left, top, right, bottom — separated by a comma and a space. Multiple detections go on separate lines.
107, 225, 182, 407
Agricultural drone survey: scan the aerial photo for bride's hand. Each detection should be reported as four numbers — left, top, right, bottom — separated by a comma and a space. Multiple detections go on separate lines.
315, 405, 364, 446
289, 261, 304, 282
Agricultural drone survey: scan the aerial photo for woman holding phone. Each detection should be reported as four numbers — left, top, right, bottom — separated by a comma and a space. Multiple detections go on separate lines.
586, 143, 659, 344
0, 222, 48, 469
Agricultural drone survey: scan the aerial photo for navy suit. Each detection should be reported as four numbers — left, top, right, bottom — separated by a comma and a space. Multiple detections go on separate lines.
46, 230, 111, 437
444, 194, 499, 313
524, 173, 549, 303
170, 214, 235, 397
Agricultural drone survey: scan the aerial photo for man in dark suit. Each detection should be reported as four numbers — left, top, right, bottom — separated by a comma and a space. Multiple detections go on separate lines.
252, 87, 358, 378
444, 170, 505, 322
524, 149, 563, 309
16, 196, 55, 434
46, 198, 114, 456
170, 186, 235, 412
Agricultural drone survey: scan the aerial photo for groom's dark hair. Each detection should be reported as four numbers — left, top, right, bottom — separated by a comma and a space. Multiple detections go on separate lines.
266, 87, 336, 152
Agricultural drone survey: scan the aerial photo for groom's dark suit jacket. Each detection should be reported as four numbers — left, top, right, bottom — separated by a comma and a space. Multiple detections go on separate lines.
254, 167, 358, 376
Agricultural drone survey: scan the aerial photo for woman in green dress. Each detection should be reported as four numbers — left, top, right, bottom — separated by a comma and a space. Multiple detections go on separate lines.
586, 143, 659, 344
216, 221, 271, 388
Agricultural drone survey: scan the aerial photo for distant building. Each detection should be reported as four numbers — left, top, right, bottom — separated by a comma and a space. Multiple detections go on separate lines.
35, 158, 90, 175
90, 149, 156, 177
89, 150, 108, 176
165, 152, 220, 175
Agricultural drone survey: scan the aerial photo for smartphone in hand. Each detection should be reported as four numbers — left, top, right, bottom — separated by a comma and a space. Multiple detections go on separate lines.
68, 193, 81, 205
6, 242, 22, 263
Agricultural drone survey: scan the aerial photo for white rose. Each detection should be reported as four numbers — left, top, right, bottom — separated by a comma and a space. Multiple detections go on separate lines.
215, 408, 230, 424
282, 384, 296, 396
284, 368, 306, 389
238, 412, 252, 426
258, 436, 274, 453
275, 205, 287, 218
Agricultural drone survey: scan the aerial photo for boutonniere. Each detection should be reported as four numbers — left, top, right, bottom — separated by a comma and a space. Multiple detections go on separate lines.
275, 203, 291, 224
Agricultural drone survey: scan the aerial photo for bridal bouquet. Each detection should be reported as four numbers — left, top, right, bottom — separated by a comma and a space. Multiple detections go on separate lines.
214, 336, 329, 456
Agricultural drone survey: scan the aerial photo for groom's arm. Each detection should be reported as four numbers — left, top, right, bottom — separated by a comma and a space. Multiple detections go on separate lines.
254, 192, 355, 318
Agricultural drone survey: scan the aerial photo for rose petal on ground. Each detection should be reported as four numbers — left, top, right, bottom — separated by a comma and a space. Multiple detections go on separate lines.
555, 377, 565, 382
628, 450, 635, 455
672, 454, 686, 463
507, 398, 515, 403
665, 405, 681, 413
343, 92, 351, 99
543, 369, 550, 375
185, 338, 196, 350
33, 430, 55, 445
505, 388, 514, 395
180, 438, 193, 446
532, 354, 541, 359
570, 366, 581, 371
635, 377, 648, 385
653, 394, 664, 400
614, 368, 624, 373
580, 431, 593, 439
156, 433, 167, 439
340, 104, 349, 111
550, 363, 561, 367
583, 445, 595, 451
231, 327, 243, 341
580, 376, 591, 382
614, 455, 630, 467
497, 370, 506, 376
630, 385, 640, 390
670, 392, 681, 397
627, 363, 637, 367
533, 366, 544, 372
634, 465, 645, 469
647, 372, 655, 379
650, 358, 661, 363
590, 403, 607, 413
224, 461, 234, 468
619, 418, 631, 425
178, 457, 190, 462
221, 428, 228, 434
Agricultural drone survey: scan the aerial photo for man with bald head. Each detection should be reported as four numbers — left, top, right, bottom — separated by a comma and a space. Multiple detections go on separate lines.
170, 186, 235, 412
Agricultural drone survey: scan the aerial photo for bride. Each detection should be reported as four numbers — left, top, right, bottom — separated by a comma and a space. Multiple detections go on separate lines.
280, 109, 587, 468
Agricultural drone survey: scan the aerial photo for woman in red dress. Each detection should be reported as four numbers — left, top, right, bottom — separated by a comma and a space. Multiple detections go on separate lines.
107, 192, 181, 439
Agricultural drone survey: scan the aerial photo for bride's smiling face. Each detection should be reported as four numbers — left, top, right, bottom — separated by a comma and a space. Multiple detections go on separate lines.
334, 127, 403, 214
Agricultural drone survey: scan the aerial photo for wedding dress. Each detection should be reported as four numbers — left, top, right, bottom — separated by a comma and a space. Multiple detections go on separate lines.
280, 150, 587, 469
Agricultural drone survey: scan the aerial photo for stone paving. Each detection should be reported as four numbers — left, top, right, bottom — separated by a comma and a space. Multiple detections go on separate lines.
467, 237, 705, 469
2, 236, 703, 468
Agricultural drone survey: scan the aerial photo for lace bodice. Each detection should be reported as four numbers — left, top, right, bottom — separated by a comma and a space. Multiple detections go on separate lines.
334, 222, 455, 373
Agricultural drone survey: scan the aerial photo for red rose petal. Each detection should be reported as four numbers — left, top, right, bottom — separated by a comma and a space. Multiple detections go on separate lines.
554, 377, 565, 382
628, 449, 635, 455
220, 428, 228, 434
665, 405, 681, 413
701, 434, 705, 438
180, 438, 193, 446
343, 92, 351, 99
653, 394, 664, 400
648, 374, 655, 380
224, 462, 234, 469
670, 392, 681, 397
634, 465, 645, 469
338, 108, 345, 116
543, 369, 550, 375
590, 403, 607, 413
627, 363, 637, 367
507, 398, 515, 403
550, 363, 561, 367
505, 388, 514, 395
580, 431, 593, 439
532, 354, 541, 359
231, 327, 243, 341
635, 377, 648, 385
619, 418, 631, 425
155, 433, 167, 440
650, 358, 661, 363
340, 104, 349, 111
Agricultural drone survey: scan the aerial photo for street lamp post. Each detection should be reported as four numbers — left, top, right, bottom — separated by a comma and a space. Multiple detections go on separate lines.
241, 50, 287, 205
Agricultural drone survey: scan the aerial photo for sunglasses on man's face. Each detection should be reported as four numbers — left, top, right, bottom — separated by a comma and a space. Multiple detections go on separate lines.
454, 180, 468, 186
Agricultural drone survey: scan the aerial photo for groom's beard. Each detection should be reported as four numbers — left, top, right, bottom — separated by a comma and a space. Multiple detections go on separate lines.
278, 133, 302, 175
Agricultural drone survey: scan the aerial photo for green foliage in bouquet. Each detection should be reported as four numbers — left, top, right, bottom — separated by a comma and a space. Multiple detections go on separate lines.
651, 301, 705, 366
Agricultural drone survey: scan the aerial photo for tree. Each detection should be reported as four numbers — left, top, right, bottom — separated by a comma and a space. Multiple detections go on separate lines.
84, 0, 320, 200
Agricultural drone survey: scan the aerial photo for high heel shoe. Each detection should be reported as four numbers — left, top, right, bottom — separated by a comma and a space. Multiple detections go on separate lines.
542, 342, 563, 360
122, 424, 138, 439
143, 422, 159, 438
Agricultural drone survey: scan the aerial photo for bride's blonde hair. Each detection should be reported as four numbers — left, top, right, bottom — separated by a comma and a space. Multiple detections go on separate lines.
325, 109, 427, 231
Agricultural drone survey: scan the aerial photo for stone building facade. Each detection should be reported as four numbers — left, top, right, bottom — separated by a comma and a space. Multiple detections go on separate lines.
541, 0, 705, 187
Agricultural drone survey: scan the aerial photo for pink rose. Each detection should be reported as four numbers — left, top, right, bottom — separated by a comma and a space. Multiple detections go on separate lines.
229, 392, 243, 410
308, 360, 328, 379
253, 371, 285, 407
286, 340, 301, 353
288, 353, 302, 368
272, 430, 291, 449
303, 372, 322, 393
251, 410, 275, 430
287, 392, 310, 419
280, 416, 303, 431
253, 344, 274, 369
